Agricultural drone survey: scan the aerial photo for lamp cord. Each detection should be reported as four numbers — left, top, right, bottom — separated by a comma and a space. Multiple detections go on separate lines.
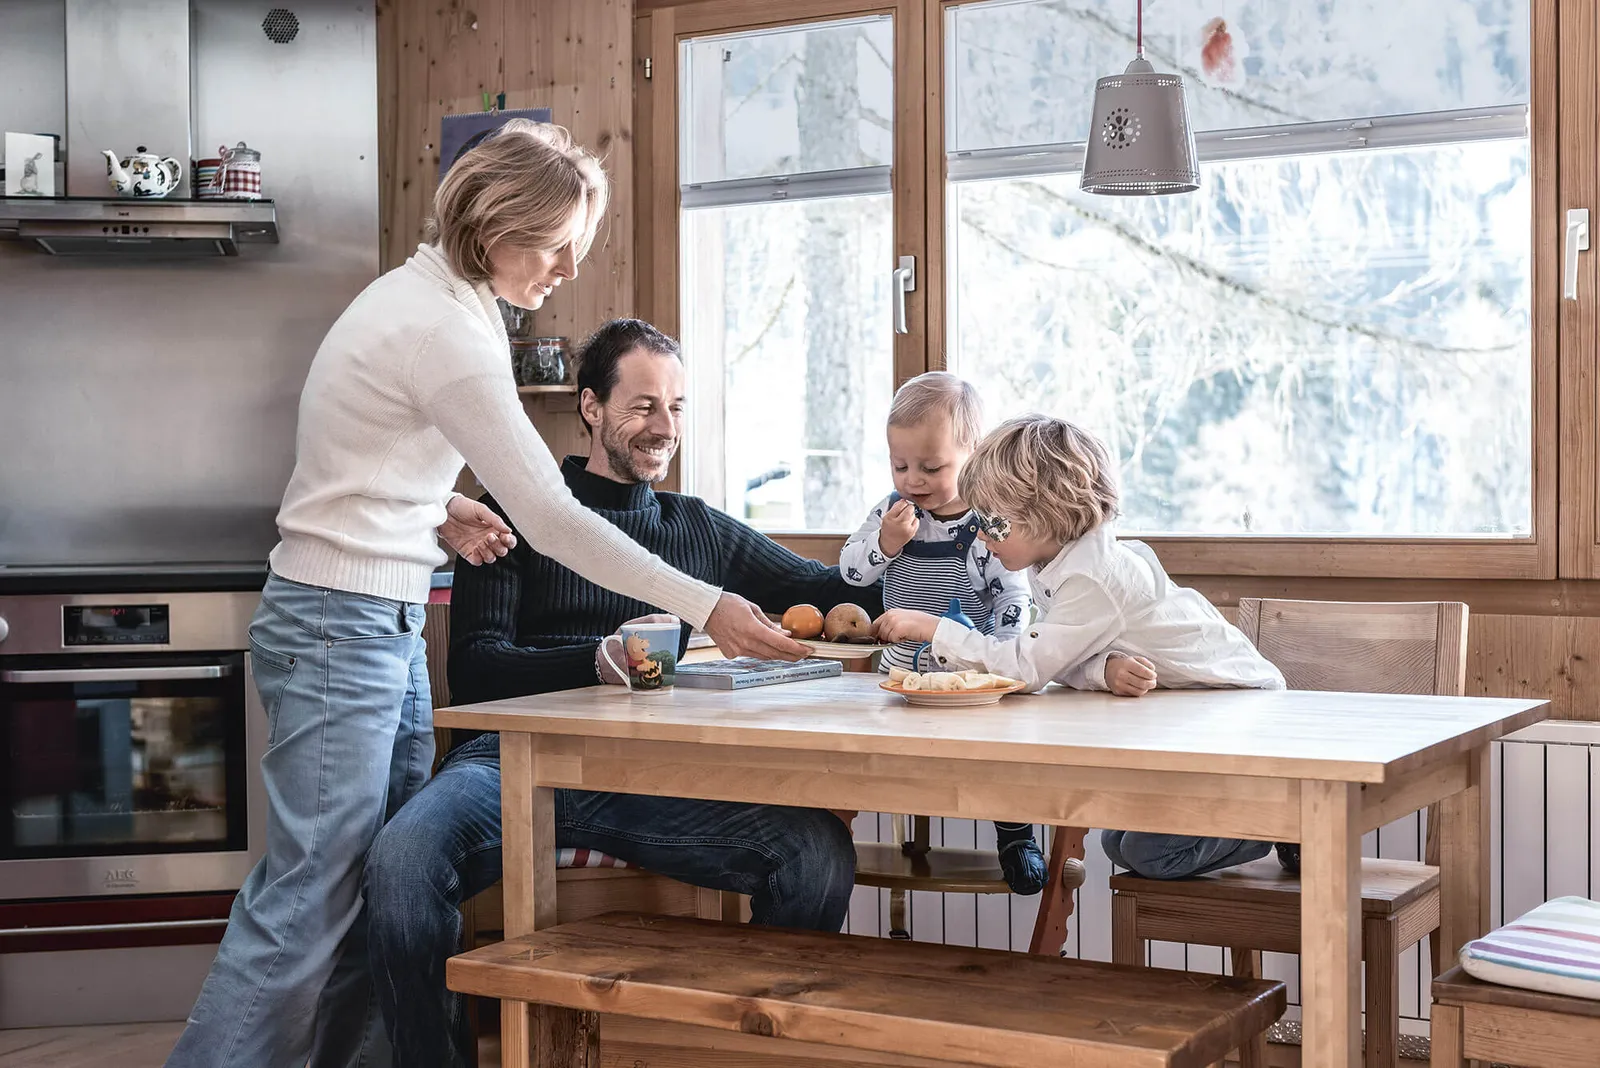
1136, 0, 1143, 56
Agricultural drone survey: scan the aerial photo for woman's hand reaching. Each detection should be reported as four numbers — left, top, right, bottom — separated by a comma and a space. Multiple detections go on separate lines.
704, 593, 809, 660
439, 496, 518, 565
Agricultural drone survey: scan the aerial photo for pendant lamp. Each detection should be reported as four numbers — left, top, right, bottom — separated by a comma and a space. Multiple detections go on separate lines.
1080, 0, 1200, 196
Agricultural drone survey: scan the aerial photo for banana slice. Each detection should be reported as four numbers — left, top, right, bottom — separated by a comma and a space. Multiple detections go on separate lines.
923, 671, 966, 691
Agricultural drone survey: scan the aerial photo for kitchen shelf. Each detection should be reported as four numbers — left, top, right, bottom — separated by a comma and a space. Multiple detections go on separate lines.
517, 385, 577, 395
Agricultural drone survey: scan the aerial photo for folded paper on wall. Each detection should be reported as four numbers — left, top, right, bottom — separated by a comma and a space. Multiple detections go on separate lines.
439, 107, 553, 181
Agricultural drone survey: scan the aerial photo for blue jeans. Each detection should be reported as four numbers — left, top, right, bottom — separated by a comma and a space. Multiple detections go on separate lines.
167, 573, 433, 1068
365, 733, 857, 1068
1100, 830, 1272, 880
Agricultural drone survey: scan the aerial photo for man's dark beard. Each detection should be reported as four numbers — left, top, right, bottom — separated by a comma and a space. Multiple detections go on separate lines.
599, 421, 675, 484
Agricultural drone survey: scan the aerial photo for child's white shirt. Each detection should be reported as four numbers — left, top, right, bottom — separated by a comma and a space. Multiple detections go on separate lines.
928, 524, 1285, 694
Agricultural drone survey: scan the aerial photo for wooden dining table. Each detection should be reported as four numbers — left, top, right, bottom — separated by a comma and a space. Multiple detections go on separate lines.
435, 672, 1547, 1068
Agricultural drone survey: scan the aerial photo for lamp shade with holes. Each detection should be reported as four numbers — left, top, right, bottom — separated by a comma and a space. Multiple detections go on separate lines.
1081, 56, 1200, 196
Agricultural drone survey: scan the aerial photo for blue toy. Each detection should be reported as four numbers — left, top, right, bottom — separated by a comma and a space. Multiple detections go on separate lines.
912, 597, 974, 673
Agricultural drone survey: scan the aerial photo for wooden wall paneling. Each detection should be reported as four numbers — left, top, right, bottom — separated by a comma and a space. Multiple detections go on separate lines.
421, 1, 505, 264
378, 0, 435, 271
1468, 613, 1600, 721
506, 0, 635, 344
527, 392, 593, 463
1560, 0, 1600, 575
376, 0, 399, 270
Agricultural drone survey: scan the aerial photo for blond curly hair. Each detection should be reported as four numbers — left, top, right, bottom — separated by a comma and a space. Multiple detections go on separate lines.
426, 119, 609, 283
959, 415, 1119, 544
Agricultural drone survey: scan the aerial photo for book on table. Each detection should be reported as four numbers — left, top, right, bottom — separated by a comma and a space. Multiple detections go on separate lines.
675, 657, 843, 690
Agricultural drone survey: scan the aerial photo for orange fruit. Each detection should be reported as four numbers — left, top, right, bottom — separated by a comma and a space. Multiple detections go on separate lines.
781, 604, 825, 640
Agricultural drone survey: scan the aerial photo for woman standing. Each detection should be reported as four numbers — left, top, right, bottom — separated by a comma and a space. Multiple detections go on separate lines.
166, 120, 804, 1067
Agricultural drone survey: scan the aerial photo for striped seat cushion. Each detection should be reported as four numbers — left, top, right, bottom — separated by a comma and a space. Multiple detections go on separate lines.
555, 847, 632, 870
1459, 896, 1600, 1000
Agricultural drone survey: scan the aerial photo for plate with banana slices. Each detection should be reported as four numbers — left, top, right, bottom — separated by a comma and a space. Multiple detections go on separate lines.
879, 667, 1027, 706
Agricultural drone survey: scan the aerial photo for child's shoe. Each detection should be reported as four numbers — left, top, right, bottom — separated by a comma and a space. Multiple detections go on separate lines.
996, 822, 1048, 895
1274, 841, 1300, 874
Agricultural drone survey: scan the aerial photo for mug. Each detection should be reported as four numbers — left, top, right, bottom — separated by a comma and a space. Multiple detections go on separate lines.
193, 158, 223, 198
599, 622, 680, 692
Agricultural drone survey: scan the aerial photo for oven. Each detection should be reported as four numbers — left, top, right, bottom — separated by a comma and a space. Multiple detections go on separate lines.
0, 591, 266, 900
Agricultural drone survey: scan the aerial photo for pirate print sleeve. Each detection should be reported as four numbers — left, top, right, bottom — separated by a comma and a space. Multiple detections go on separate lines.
974, 545, 1032, 640
838, 494, 898, 587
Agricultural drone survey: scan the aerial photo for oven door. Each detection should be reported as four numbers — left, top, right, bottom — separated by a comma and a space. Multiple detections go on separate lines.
0, 652, 266, 899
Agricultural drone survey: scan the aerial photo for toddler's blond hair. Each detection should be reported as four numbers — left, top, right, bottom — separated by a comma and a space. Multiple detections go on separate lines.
887, 372, 984, 448
959, 415, 1119, 544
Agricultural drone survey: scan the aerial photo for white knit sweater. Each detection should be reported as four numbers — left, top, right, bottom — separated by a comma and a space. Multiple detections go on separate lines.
268, 244, 722, 624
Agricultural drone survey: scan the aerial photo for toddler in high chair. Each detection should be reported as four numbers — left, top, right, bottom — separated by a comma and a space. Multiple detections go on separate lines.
873, 414, 1294, 883
839, 372, 1041, 894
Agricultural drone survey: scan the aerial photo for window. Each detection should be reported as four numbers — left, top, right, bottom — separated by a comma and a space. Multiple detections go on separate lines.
946, 0, 1534, 538
678, 16, 899, 532
647, 0, 1567, 578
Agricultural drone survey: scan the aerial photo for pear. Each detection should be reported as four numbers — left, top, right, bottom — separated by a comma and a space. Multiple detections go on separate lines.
823, 603, 874, 642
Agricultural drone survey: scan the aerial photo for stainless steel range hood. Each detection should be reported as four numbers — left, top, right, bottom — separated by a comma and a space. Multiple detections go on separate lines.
0, 196, 277, 255
0, 0, 279, 257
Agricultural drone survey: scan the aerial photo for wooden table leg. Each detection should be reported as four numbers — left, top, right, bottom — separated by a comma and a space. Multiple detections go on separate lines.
1301, 779, 1361, 1068
500, 732, 588, 1067
1438, 745, 1490, 966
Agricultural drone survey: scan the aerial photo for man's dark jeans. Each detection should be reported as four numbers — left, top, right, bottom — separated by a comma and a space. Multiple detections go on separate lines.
364, 733, 857, 1067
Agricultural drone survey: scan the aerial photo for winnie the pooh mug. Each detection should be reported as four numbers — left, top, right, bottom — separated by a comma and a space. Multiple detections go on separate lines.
599, 621, 679, 692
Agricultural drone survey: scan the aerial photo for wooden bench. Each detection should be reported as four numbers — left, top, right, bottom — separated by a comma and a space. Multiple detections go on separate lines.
1431, 965, 1600, 1068
447, 912, 1286, 1068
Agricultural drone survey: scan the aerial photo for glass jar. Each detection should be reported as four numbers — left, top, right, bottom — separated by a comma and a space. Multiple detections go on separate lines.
509, 340, 537, 386
527, 337, 569, 385
498, 298, 535, 341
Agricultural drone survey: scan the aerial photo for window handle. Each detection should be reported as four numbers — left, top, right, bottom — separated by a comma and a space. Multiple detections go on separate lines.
892, 255, 916, 334
1565, 208, 1589, 301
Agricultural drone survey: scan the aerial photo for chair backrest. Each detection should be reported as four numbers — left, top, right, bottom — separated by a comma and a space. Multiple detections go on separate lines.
1235, 598, 1467, 698
423, 600, 453, 772
1235, 598, 1468, 874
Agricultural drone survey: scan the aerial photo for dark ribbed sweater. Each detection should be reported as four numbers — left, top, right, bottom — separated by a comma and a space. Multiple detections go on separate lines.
447, 456, 883, 718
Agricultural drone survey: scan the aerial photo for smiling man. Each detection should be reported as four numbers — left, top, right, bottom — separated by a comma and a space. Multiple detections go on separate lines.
363, 318, 882, 1068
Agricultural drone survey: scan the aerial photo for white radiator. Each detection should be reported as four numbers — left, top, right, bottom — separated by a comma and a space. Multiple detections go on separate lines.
844, 721, 1599, 1035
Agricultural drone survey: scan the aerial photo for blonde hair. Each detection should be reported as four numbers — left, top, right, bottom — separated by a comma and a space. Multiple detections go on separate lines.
959, 415, 1119, 544
887, 372, 984, 448
425, 119, 609, 283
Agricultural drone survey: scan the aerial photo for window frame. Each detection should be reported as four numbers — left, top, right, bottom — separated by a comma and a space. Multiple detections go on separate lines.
637, 0, 932, 514
639, 0, 1564, 581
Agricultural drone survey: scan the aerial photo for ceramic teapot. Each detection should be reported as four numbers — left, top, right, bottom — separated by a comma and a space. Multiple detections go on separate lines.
103, 146, 183, 198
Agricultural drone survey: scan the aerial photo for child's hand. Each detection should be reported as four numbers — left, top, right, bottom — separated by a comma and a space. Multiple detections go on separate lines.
874, 609, 940, 645
877, 499, 920, 557
1106, 654, 1157, 697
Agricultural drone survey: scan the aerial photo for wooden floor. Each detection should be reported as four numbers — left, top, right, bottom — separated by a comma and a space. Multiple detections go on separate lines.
0, 1023, 502, 1067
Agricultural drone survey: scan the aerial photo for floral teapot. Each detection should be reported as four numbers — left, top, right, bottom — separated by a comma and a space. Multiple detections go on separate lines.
103, 146, 183, 198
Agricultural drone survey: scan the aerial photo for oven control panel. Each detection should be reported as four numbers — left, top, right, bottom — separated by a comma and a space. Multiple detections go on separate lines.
62, 604, 171, 646
0, 591, 256, 656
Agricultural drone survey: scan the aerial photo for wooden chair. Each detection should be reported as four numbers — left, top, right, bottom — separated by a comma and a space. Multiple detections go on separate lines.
449, 911, 1287, 1068
855, 815, 1089, 955
1431, 965, 1600, 1068
1109, 598, 1468, 1068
